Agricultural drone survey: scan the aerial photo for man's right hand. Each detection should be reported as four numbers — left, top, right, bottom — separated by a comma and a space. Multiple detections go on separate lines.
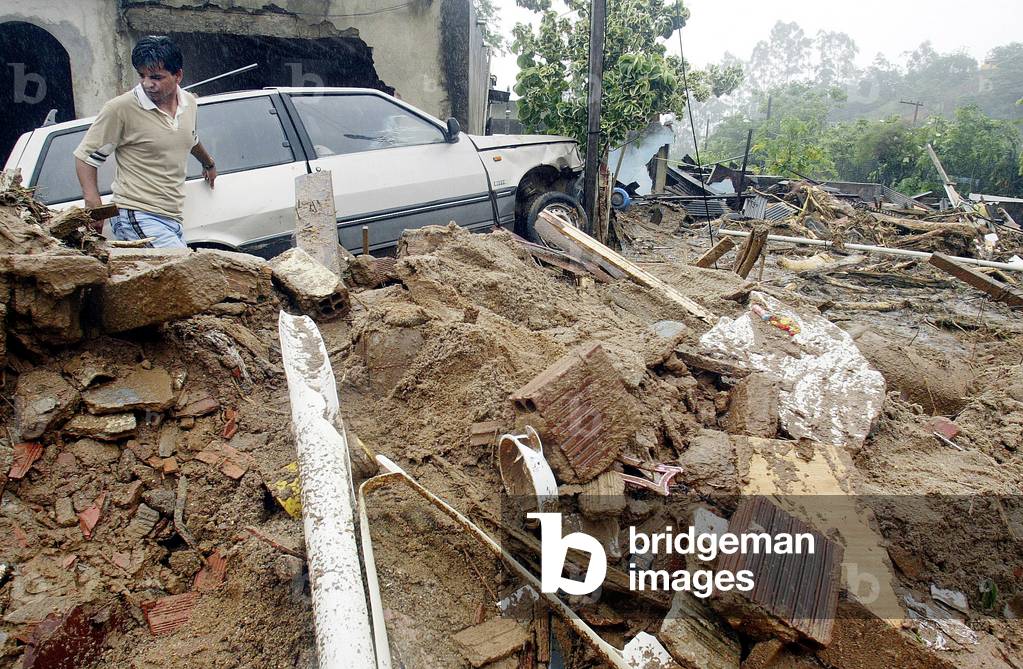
83, 196, 106, 233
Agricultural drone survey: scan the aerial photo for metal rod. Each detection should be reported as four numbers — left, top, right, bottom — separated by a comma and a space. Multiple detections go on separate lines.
718, 229, 1023, 271
183, 63, 258, 92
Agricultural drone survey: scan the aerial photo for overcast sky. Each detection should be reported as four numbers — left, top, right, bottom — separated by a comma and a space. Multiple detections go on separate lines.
489, 0, 1023, 92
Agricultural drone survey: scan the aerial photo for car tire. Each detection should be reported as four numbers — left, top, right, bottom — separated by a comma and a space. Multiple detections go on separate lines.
523, 191, 588, 245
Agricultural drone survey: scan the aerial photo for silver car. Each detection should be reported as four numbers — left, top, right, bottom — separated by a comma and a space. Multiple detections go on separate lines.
5, 87, 586, 256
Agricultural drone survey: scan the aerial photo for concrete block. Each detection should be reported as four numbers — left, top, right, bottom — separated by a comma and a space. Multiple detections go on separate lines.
269, 247, 349, 320
97, 249, 270, 332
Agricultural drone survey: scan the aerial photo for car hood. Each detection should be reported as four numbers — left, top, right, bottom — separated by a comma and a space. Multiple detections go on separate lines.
468, 134, 577, 150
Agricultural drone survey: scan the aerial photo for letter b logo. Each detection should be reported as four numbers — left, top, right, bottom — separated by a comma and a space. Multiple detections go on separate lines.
528, 512, 606, 596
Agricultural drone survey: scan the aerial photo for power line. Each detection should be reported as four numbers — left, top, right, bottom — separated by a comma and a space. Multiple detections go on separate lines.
675, 9, 714, 245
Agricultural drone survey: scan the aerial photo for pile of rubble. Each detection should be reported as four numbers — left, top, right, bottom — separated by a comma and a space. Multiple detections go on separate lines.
0, 171, 1021, 669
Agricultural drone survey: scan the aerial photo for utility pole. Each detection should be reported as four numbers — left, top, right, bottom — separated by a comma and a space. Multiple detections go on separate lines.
899, 99, 923, 126
581, 0, 606, 234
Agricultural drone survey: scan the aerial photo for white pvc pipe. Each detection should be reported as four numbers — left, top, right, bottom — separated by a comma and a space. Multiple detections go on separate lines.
718, 229, 1023, 271
278, 312, 377, 669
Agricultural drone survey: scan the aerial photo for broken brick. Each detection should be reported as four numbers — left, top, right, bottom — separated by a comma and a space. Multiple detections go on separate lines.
220, 460, 247, 480
924, 416, 960, 441
97, 249, 270, 333
195, 449, 223, 465
194, 549, 228, 592
81, 367, 175, 414
77, 492, 106, 540
221, 408, 238, 440
469, 421, 501, 448
509, 342, 640, 483
9, 442, 43, 479
141, 592, 198, 636
174, 396, 219, 418
20, 602, 122, 669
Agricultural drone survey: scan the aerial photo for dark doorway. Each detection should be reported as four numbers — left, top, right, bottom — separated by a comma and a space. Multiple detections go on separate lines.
168, 33, 392, 97
0, 22, 76, 162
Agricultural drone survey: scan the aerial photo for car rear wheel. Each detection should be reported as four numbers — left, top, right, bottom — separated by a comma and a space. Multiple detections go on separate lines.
523, 191, 587, 245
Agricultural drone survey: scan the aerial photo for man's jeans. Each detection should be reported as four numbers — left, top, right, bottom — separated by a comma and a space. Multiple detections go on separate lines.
110, 208, 186, 248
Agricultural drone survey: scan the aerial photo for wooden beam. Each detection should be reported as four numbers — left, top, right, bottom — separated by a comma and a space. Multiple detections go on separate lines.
929, 253, 1023, 308
694, 236, 735, 268
733, 227, 768, 279
539, 210, 715, 322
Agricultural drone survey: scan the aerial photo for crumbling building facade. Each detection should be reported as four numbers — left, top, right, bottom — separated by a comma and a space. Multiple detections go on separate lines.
0, 0, 491, 160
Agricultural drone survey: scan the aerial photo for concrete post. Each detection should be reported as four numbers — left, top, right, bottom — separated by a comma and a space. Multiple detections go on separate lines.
294, 171, 342, 276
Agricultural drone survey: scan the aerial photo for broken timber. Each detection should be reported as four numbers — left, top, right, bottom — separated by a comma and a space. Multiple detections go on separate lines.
538, 210, 715, 322
733, 227, 768, 279
694, 237, 735, 268
929, 253, 1023, 308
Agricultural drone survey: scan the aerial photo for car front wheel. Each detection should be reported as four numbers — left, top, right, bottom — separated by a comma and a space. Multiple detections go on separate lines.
523, 191, 588, 245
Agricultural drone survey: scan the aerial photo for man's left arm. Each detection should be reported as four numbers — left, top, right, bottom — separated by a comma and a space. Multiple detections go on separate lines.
190, 142, 216, 188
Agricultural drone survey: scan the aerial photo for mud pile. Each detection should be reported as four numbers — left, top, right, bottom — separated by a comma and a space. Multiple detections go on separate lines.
1, 178, 1021, 669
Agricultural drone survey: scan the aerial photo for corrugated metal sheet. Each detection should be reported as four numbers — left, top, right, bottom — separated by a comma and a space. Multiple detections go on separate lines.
683, 200, 727, 219
743, 195, 797, 221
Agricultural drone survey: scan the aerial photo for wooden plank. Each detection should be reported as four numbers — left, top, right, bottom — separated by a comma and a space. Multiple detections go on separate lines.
929, 252, 1023, 308
538, 210, 715, 322
694, 236, 735, 268
531, 218, 624, 280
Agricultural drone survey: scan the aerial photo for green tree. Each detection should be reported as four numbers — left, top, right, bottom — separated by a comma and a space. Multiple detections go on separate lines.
511, 0, 742, 153
474, 0, 505, 53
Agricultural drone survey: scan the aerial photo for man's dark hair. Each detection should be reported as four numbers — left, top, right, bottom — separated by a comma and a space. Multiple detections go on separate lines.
131, 36, 183, 75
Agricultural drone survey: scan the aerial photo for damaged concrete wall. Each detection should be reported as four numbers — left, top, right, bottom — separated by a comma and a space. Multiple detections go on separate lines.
122, 0, 486, 131
0, 1, 145, 174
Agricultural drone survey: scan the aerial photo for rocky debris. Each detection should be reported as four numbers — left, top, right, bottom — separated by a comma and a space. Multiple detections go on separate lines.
68, 438, 121, 467
13, 368, 79, 439
451, 617, 528, 667
54, 497, 77, 527
510, 342, 641, 483
1, 253, 108, 345
269, 247, 350, 320
96, 249, 271, 332
699, 291, 885, 448
63, 413, 137, 441
82, 367, 175, 415
62, 353, 115, 389
173, 392, 220, 418
659, 592, 741, 669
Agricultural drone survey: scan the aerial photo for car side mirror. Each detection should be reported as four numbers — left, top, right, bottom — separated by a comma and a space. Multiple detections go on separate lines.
445, 117, 461, 142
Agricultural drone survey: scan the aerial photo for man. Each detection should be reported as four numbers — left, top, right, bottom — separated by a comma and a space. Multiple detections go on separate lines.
74, 36, 216, 248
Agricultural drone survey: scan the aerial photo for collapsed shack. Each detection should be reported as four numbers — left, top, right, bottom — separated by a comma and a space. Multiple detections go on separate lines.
0, 169, 1020, 669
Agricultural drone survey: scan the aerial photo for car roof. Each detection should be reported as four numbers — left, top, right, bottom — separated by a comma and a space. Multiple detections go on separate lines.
32, 87, 423, 134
